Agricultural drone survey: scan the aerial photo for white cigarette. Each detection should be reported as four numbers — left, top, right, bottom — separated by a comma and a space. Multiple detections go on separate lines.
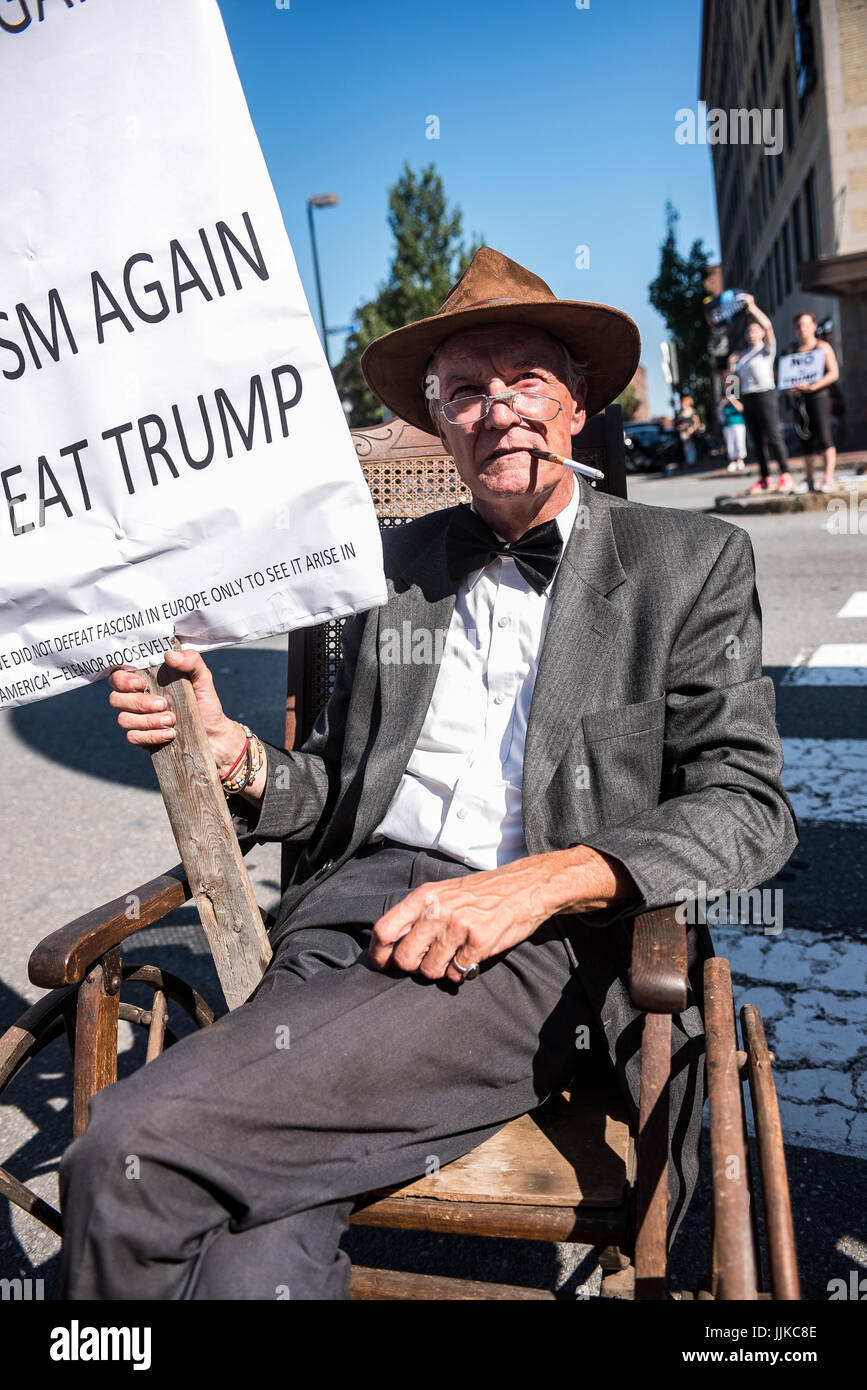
529, 448, 605, 481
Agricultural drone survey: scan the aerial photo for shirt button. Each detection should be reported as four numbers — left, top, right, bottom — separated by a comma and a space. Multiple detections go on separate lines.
497, 616, 509, 628
456, 808, 468, 820
494, 693, 506, 705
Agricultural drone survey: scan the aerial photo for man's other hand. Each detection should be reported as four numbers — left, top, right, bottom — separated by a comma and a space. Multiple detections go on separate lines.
368, 846, 634, 985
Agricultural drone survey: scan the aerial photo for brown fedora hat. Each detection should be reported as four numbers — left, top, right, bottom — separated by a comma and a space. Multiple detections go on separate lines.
360, 246, 641, 434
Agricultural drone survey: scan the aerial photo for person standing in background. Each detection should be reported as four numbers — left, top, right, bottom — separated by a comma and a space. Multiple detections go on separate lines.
675, 394, 702, 466
788, 311, 840, 494
716, 390, 746, 473
730, 294, 792, 495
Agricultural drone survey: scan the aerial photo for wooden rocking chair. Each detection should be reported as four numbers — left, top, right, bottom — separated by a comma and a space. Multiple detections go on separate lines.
0, 405, 799, 1300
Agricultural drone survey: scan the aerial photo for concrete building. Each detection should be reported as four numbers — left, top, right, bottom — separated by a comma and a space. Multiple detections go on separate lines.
700, 0, 867, 448
629, 365, 651, 420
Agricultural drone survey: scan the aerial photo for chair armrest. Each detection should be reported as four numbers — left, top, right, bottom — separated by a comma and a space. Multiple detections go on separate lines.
28, 864, 193, 989
29, 835, 268, 990
628, 905, 688, 1014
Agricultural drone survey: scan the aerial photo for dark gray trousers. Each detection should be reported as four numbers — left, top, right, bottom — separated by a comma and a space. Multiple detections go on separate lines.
59, 843, 598, 1300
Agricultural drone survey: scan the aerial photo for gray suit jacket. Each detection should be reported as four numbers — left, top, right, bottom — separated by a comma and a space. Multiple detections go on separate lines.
231, 478, 798, 1235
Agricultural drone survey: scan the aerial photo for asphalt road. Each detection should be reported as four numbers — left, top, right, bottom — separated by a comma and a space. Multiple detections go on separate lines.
1, 467, 865, 1301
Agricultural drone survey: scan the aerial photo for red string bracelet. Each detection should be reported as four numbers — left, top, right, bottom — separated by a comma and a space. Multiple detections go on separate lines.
220, 731, 250, 784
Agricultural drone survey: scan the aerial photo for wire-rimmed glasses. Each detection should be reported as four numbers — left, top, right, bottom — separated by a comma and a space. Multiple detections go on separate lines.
439, 389, 563, 427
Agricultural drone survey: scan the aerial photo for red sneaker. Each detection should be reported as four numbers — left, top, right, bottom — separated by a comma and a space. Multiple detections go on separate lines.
776, 473, 793, 492
748, 479, 770, 494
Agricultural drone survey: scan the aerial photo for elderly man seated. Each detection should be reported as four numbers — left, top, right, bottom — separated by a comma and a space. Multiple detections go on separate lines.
59, 248, 797, 1300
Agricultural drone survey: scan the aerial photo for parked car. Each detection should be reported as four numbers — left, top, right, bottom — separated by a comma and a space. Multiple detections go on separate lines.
623, 421, 680, 473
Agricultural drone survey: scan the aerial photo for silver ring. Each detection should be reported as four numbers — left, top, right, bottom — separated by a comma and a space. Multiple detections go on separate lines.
452, 957, 480, 982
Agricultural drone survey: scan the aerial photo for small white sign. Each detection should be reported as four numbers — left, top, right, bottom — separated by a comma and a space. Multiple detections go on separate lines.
777, 347, 827, 391
0, 0, 387, 710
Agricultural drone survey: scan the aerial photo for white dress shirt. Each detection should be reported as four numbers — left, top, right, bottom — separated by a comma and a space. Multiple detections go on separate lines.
371, 482, 581, 869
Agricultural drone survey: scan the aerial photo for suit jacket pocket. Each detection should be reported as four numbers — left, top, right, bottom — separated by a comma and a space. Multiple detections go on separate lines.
581, 694, 666, 743
577, 696, 667, 827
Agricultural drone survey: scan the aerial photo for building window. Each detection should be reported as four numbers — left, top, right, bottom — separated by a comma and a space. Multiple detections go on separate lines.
768, 159, 775, 217
761, 159, 769, 219
736, 233, 746, 288
768, 147, 777, 202
805, 170, 820, 258
758, 25, 768, 96
783, 66, 795, 146
791, 200, 803, 269
782, 220, 793, 297
793, 0, 817, 116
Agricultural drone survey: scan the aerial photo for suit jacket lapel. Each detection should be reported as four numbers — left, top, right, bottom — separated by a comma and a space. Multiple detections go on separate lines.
523, 481, 627, 835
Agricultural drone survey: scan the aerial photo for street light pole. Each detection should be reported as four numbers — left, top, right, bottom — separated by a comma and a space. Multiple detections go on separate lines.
306, 193, 338, 367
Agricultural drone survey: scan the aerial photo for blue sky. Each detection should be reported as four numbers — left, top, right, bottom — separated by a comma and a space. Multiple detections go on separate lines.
217, 0, 717, 417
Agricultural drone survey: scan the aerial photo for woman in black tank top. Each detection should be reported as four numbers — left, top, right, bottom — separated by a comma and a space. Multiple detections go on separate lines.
788, 311, 840, 494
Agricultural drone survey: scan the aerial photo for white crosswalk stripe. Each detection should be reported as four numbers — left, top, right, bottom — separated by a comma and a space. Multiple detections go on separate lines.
781, 643, 867, 685
836, 592, 867, 618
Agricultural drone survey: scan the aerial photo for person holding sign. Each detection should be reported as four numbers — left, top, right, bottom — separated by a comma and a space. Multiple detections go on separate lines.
59, 248, 797, 1301
729, 294, 793, 495
785, 311, 840, 494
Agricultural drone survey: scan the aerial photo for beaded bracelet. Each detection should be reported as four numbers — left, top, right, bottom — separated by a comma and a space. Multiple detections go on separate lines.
220, 725, 264, 795
220, 729, 250, 785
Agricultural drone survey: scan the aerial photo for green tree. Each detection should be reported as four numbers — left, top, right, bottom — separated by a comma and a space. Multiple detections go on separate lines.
333, 163, 481, 426
648, 202, 713, 420
614, 381, 641, 422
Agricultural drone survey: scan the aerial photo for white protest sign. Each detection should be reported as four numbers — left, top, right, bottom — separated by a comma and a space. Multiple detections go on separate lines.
0, 0, 388, 711
777, 347, 827, 391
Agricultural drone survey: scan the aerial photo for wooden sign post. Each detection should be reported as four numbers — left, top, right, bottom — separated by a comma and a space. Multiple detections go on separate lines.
144, 643, 272, 1009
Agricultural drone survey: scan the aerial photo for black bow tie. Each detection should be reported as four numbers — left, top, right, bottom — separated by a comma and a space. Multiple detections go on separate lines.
445, 506, 563, 596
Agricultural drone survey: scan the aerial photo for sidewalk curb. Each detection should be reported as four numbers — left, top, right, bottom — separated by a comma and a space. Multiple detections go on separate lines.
712, 480, 867, 516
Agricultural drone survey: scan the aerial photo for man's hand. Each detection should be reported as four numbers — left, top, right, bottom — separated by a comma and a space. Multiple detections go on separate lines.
108, 650, 247, 778
368, 846, 636, 984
